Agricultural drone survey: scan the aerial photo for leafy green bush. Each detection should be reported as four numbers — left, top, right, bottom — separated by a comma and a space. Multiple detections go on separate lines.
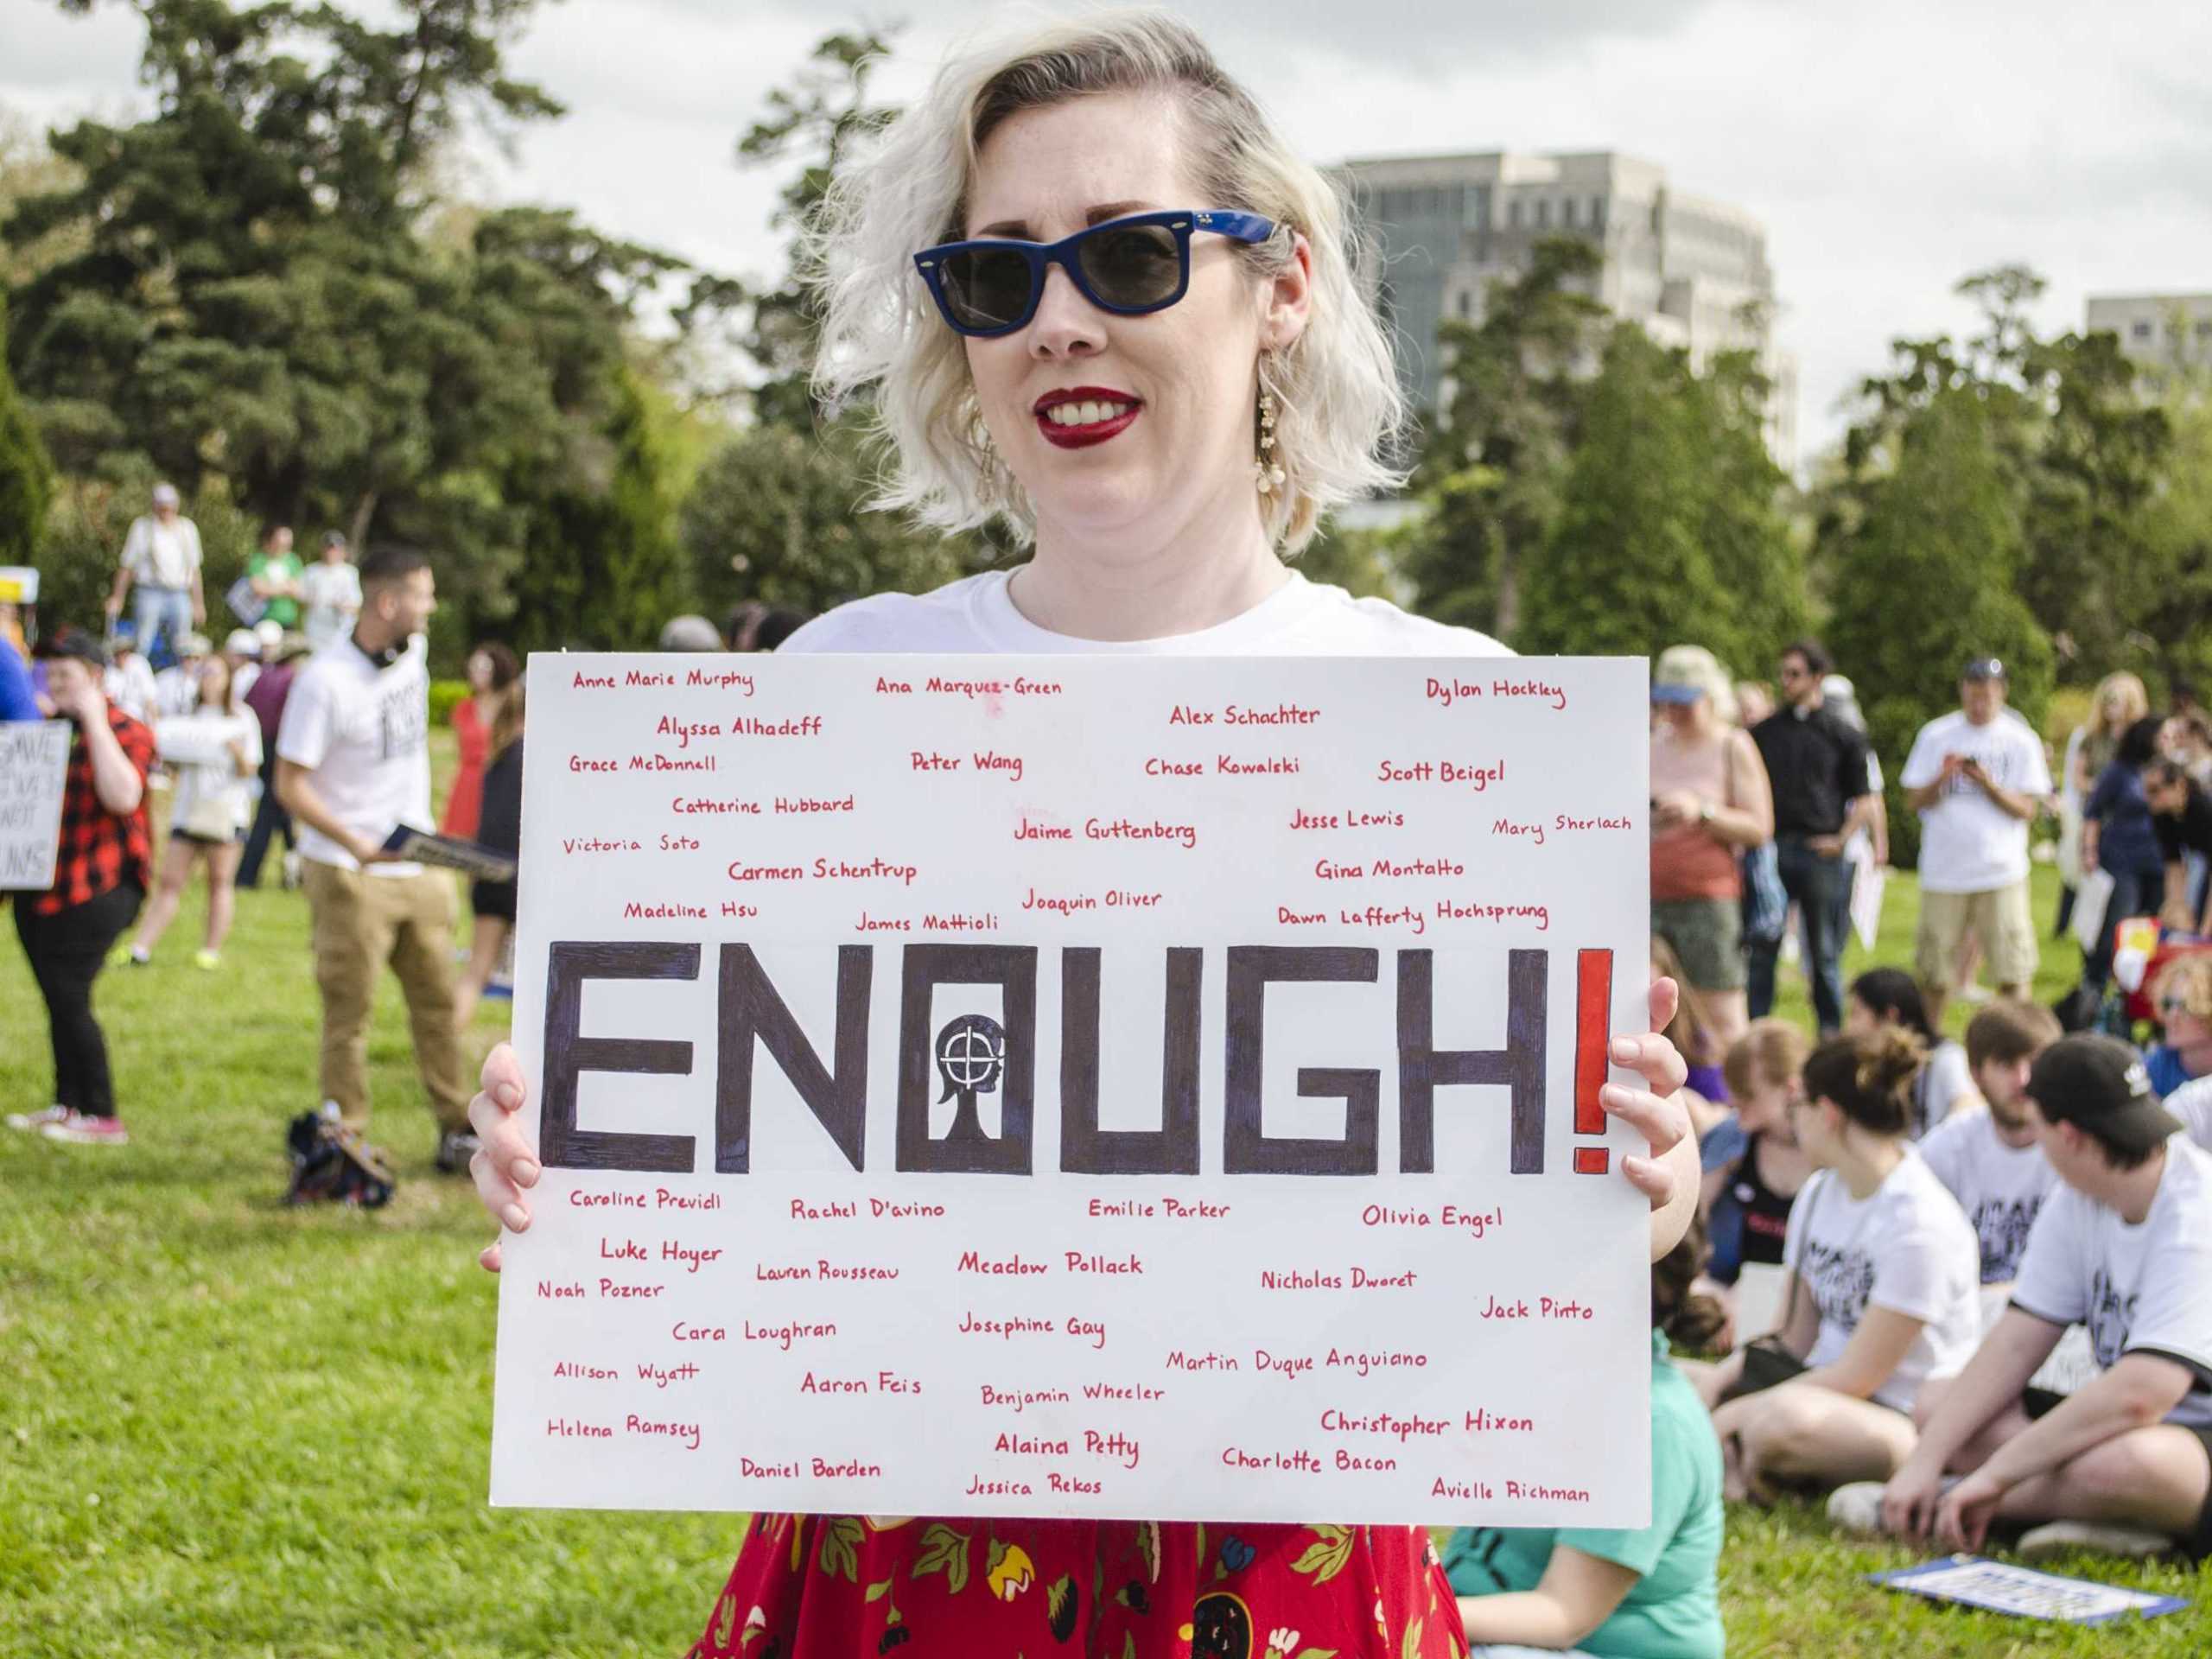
429, 679, 471, 728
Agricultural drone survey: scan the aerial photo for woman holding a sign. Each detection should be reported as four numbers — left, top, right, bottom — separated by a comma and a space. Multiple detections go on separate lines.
466, 13, 1698, 1657
6, 627, 156, 1146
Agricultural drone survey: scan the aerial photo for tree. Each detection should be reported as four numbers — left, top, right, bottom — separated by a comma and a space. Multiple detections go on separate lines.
1821, 264, 2177, 692
0, 296, 54, 568
1687, 342, 1807, 671
719, 26, 900, 430
2133, 385, 2212, 694
2018, 327, 2172, 677
679, 415, 988, 624
10, 1, 702, 652
1516, 325, 1712, 658
1821, 389, 2054, 865
1509, 325, 1802, 674
1401, 238, 1606, 638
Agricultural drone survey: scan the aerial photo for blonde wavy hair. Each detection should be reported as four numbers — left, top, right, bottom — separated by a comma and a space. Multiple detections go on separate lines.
809, 7, 1407, 554
2088, 671, 2150, 740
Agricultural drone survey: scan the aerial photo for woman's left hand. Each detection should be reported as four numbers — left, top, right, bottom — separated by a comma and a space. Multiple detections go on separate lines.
1607, 976, 1692, 1212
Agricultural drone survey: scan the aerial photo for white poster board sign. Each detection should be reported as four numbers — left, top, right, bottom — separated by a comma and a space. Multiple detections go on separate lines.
0, 721, 70, 891
491, 655, 1653, 1526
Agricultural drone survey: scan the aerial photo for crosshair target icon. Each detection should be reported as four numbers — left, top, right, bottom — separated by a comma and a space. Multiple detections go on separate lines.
934, 1014, 1006, 1147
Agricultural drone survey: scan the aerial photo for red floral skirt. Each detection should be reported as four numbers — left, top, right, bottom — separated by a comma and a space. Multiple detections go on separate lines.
687, 1516, 1467, 1659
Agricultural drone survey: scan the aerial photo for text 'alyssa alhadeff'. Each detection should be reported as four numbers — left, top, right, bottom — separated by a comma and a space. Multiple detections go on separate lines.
540, 939, 1624, 1181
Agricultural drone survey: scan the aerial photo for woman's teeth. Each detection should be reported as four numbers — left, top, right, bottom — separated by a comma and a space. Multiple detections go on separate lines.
1044, 400, 1134, 426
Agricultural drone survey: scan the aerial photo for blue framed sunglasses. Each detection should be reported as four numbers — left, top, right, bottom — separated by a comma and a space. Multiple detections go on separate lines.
912, 209, 1276, 338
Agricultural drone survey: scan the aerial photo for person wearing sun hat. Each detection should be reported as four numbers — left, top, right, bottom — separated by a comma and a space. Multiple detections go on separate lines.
1853, 1033, 2212, 1562
1649, 643, 1776, 1060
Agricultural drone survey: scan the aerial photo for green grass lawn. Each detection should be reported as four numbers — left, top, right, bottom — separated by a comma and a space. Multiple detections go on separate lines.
3, 825, 2206, 1654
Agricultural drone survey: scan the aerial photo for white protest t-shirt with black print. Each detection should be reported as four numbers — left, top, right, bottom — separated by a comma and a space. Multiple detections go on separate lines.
1781, 1148, 1983, 1413
2010, 1135, 2212, 1428
1917, 1106, 2060, 1286
276, 632, 434, 876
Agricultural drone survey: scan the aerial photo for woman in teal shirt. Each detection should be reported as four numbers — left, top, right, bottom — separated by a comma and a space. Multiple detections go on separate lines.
1446, 1219, 1727, 1657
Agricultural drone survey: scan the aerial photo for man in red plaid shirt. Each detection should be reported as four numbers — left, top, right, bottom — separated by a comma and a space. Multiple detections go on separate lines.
6, 626, 156, 1145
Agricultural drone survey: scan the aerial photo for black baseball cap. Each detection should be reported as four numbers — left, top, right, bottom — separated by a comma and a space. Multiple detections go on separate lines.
2026, 1033, 2183, 1157
1961, 657, 2007, 683
31, 625, 108, 669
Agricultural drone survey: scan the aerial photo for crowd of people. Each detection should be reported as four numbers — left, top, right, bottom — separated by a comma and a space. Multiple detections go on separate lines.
6, 8, 2209, 1656
2, 496, 817, 1166
1644, 632, 2212, 1576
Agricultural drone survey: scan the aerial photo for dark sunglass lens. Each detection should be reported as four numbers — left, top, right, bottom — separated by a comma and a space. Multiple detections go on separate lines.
938, 248, 1035, 331
1078, 224, 1183, 308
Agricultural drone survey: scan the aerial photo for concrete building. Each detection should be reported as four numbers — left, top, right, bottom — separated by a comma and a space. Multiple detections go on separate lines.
2087, 293, 2212, 373
1338, 149, 1798, 469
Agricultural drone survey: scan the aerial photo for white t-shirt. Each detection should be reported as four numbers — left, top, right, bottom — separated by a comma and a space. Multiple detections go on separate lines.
2158, 1076, 2212, 1154
276, 634, 433, 875
300, 562, 363, 651
779, 569, 1509, 660
122, 514, 204, 589
152, 664, 202, 720
104, 654, 159, 724
1898, 709, 2053, 893
1782, 1151, 1983, 1412
1911, 1039, 1978, 1139
2011, 1137, 2212, 1427
1916, 1107, 2059, 1285
157, 711, 262, 838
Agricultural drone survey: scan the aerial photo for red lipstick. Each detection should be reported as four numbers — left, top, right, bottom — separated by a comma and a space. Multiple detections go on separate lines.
1033, 385, 1141, 449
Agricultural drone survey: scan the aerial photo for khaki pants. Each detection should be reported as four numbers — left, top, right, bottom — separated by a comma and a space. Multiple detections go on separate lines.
302, 861, 469, 1133
1916, 879, 2038, 992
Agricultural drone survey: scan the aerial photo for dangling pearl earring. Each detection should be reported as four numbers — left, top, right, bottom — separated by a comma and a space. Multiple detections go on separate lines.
1255, 387, 1285, 495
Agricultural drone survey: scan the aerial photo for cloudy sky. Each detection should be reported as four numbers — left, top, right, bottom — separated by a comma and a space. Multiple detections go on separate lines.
10, 0, 2212, 464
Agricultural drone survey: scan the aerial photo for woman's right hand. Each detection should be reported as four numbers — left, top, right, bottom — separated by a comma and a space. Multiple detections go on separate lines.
467, 1041, 539, 1273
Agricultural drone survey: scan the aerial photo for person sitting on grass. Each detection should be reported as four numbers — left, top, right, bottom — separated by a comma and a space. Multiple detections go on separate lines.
1445, 1217, 1726, 1659
1847, 967, 1980, 1137
1845, 1033, 2212, 1562
1916, 1000, 2064, 1295
2142, 951, 2212, 1102
1693, 1018, 1813, 1363
1706, 1027, 1982, 1503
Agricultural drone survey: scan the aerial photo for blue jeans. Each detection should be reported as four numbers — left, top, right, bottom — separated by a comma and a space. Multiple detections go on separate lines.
2083, 865, 2161, 992
130, 585, 194, 666
1748, 836, 1847, 1032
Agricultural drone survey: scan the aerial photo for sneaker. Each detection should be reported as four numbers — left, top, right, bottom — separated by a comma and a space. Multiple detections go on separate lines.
6, 1104, 69, 1132
118, 944, 151, 967
193, 949, 220, 970
1826, 1482, 1890, 1536
435, 1129, 481, 1174
2017, 1520, 2177, 1562
41, 1111, 130, 1145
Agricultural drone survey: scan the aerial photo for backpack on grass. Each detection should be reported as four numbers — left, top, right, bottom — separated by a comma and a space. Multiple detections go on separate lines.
285, 1108, 396, 1208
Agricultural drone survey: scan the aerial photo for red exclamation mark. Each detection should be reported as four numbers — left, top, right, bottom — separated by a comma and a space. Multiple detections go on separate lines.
1573, 949, 1612, 1173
